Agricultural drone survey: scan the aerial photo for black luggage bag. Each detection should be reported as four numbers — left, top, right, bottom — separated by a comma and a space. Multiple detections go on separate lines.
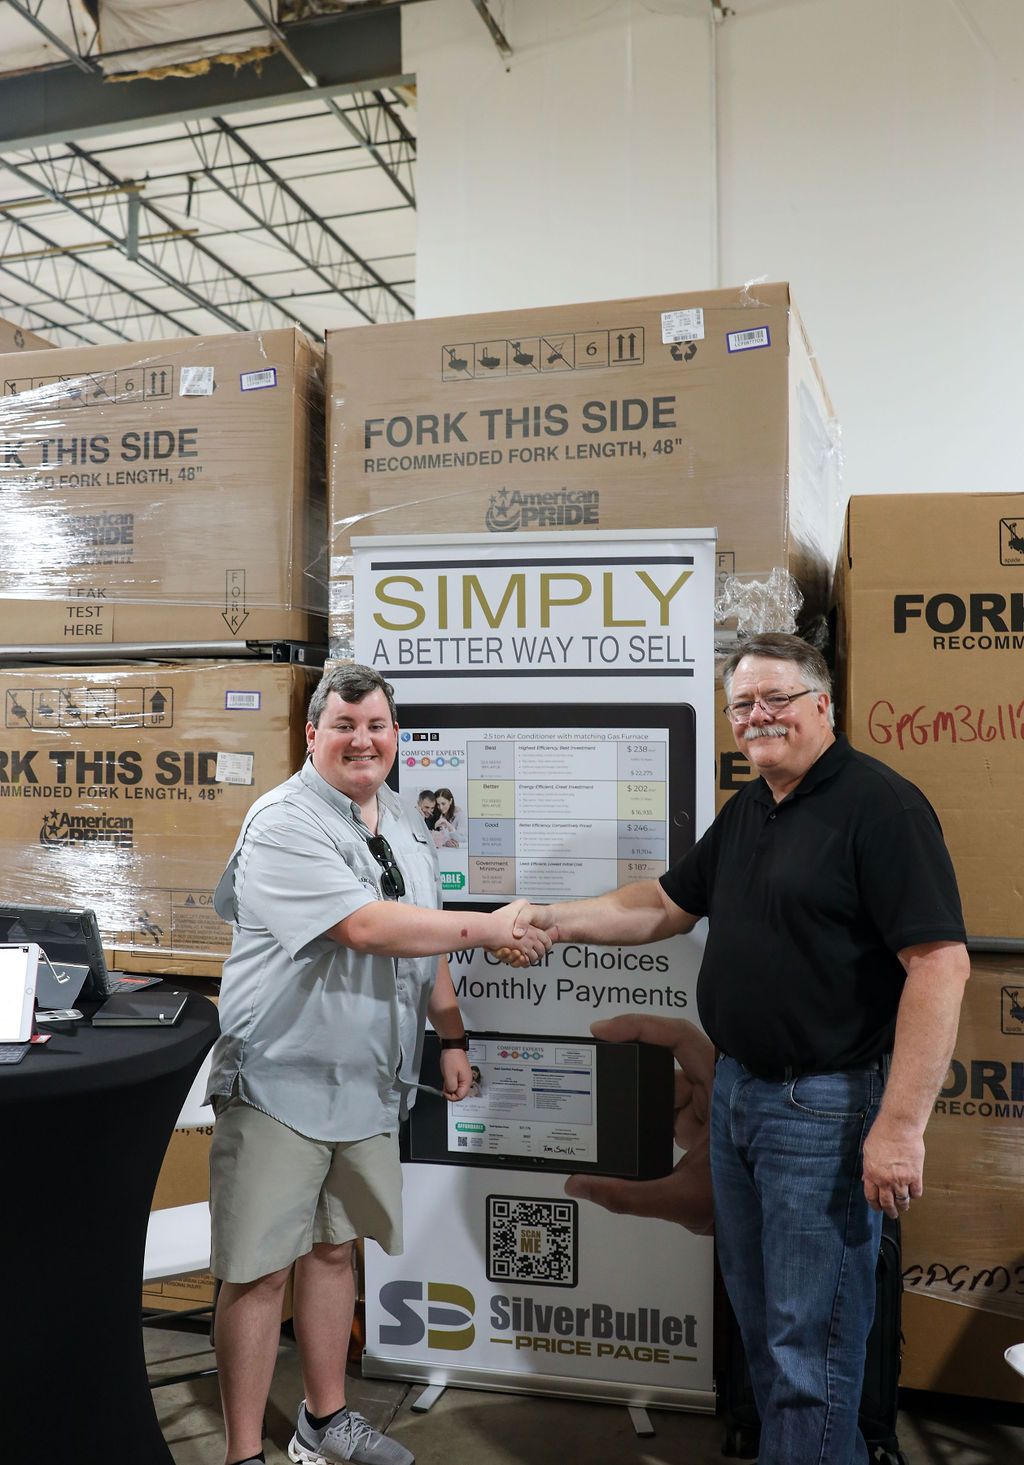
720, 1216, 907, 1464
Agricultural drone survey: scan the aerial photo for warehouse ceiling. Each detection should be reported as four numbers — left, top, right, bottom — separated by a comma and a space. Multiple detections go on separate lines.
0, 0, 860, 348
0, 0, 424, 345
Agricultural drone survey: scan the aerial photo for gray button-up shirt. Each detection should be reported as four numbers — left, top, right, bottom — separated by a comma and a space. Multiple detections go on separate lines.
206, 759, 441, 1141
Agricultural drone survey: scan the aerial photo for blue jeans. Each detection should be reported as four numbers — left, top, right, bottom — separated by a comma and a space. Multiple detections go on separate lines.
711, 1056, 883, 1465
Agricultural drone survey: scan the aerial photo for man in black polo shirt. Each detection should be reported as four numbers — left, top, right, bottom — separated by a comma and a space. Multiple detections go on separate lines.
516, 632, 969, 1465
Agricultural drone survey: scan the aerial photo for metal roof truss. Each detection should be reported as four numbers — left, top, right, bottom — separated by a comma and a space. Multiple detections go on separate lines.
0, 4, 417, 344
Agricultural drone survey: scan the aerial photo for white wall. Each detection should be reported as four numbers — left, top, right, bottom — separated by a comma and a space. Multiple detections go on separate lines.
405, 0, 1024, 499
405, 0, 715, 313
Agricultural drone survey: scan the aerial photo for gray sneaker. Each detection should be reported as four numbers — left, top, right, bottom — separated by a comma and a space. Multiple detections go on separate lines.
288, 1402, 414, 1465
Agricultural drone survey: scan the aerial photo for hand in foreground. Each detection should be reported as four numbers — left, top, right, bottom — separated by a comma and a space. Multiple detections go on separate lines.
439, 1047, 473, 1101
487, 900, 554, 965
564, 1013, 716, 1236
862, 1113, 925, 1220
490, 902, 557, 967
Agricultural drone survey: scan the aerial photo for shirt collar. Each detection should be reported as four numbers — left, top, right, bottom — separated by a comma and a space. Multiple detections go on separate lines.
298, 756, 401, 827
749, 731, 852, 806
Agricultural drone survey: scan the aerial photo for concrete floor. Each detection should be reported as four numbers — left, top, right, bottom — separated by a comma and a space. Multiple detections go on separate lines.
148, 1320, 1024, 1465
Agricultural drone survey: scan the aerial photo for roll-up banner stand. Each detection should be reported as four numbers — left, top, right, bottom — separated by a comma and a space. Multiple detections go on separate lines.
357, 530, 717, 1412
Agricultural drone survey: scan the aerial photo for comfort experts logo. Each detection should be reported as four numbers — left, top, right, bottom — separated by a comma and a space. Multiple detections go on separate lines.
377, 1281, 475, 1351
39, 808, 134, 849
484, 486, 599, 532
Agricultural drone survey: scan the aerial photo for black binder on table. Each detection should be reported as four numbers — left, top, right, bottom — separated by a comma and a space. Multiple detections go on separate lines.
91, 989, 188, 1027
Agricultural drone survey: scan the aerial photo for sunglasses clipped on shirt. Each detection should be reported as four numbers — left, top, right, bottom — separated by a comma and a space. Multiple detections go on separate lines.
367, 834, 406, 900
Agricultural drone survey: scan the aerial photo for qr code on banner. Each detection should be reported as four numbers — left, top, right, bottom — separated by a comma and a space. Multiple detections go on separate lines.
486, 1196, 578, 1289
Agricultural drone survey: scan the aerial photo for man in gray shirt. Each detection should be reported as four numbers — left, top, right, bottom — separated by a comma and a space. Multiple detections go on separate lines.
206, 665, 551, 1465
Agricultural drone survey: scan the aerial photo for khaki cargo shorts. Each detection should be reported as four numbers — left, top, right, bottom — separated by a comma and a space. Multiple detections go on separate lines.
209, 1096, 403, 1284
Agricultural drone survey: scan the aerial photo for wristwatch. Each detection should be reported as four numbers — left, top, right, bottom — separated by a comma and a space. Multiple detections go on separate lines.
439, 1034, 470, 1050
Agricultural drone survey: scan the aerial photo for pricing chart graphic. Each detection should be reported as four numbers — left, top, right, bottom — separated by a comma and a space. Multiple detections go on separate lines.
392, 703, 695, 905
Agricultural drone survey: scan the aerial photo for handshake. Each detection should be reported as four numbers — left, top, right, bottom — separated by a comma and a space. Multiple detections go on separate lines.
483, 899, 559, 966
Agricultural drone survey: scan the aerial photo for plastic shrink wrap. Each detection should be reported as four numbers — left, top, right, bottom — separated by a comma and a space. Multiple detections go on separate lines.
0, 660, 318, 976
0, 328, 326, 649
326, 282, 841, 809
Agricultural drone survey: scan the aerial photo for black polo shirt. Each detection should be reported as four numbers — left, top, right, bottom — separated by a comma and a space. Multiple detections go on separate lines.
660, 734, 965, 1077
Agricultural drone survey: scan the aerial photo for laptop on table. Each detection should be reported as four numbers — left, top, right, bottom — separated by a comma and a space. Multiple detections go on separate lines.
0, 902, 160, 1006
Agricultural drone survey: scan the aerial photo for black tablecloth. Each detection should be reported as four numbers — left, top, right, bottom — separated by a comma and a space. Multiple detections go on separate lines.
1, 989, 219, 1462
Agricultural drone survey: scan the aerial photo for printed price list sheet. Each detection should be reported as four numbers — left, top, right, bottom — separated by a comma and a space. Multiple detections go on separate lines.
465, 728, 667, 899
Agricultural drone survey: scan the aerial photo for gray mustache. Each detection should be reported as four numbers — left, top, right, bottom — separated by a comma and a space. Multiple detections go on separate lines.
743, 726, 789, 741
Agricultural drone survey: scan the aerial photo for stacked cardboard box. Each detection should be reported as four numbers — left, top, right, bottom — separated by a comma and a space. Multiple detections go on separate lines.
899, 956, 1024, 1404
0, 330, 327, 1311
836, 492, 1024, 940
146, 1134, 295, 1317
0, 316, 54, 353
0, 328, 326, 646
0, 325, 328, 971
144, 999, 293, 1319
326, 282, 840, 809
144, 1022, 219, 1313
0, 660, 317, 978
837, 494, 1024, 1398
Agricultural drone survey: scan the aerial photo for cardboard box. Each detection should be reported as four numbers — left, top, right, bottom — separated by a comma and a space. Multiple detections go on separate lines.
142, 1258, 293, 1318
143, 1104, 219, 1313
898, 954, 1024, 1401
144, 1112, 294, 1319
836, 493, 1024, 939
0, 316, 54, 353
326, 282, 840, 658
152, 1112, 216, 1211
900, 1293, 1024, 1403
143, 989, 293, 1318
714, 673, 760, 813
0, 328, 326, 646
0, 661, 317, 975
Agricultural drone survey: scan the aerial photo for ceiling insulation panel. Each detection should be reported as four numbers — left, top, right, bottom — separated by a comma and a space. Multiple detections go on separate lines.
0, 1, 97, 75
97, 0, 276, 77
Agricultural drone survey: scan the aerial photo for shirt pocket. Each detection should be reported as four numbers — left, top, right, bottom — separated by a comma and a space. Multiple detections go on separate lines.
404, 829, 439, 907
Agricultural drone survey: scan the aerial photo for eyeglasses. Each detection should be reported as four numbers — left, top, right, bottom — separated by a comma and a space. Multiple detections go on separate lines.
366, 834, 406, 900
723, 688, 815, 724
